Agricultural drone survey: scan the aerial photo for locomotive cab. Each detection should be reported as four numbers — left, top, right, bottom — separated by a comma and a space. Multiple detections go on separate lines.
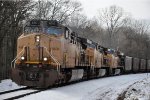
24, 20, 65, 37
101, 48, 123, 75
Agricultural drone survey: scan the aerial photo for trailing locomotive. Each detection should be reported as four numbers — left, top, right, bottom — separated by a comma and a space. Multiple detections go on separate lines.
11, 20, 149, 88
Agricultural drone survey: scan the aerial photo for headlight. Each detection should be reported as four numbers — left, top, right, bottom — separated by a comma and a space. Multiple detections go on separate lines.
108, 49, 111, 52
21, 56, 25, 60
43, 57, 48, 61
35, 35, 40, 42
120, 53, 124, 56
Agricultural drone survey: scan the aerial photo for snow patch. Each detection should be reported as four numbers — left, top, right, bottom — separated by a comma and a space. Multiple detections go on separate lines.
124, 77, 150, 100
0, 79, 22, 92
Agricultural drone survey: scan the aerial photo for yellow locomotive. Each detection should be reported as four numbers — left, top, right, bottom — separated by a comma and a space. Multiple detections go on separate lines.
11, 20, 124, 87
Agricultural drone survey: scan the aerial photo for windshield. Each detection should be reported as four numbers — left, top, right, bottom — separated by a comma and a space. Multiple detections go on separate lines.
24, 25, 64, 36
45, 27, 63, 35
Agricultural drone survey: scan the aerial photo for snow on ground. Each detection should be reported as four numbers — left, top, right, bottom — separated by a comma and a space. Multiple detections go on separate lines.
14, 73, 150, 100
0, 79, 22, 92
0, 74, 150, 100
123, 75, 150, 100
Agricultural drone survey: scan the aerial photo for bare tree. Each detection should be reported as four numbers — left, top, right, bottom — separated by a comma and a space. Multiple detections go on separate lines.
32, 0, 82, 23
130, 20, 150, 35
122, 19, 150, 58
0, 0, 35, 80
131, 20, 150, 58
66, 13, 88, 28
0, 0, 35, 46
98, 5, 128, 48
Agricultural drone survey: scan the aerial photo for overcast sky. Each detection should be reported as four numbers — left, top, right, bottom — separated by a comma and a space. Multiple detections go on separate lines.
77, 0, 150, 21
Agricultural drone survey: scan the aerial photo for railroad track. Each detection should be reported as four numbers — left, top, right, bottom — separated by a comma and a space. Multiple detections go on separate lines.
0, 87, 29, 95
0, 87, 45, 100
0, 81, 85, 100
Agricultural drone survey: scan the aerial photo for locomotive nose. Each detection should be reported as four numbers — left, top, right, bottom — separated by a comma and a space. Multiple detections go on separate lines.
16, 33, 51, 63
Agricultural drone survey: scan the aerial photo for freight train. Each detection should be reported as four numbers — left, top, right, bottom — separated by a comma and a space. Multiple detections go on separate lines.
11, 20, 150, 88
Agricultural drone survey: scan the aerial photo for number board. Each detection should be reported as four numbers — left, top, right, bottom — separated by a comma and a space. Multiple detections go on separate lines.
30, 20, 40, 25
47, 20, 58, 26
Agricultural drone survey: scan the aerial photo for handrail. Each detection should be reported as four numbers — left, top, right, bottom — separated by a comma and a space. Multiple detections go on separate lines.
11, 46, 26, 68
43, 46, 61, 73
40, 38, 61, 73
11, 45, 60, 72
